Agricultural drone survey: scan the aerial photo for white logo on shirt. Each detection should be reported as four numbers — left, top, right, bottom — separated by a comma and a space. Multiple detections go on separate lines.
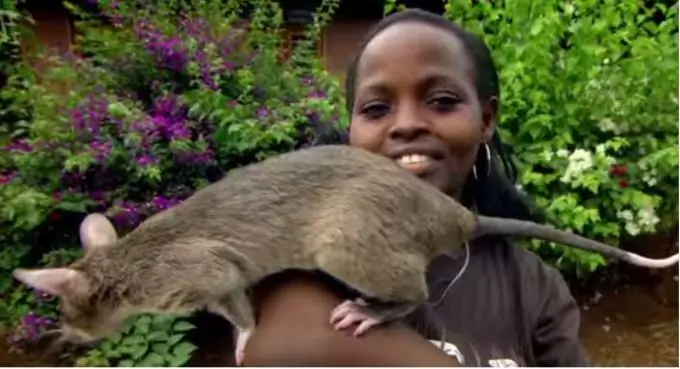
488, 358, 519, 367
429, 340, 465, 365
430, 340, 520, 367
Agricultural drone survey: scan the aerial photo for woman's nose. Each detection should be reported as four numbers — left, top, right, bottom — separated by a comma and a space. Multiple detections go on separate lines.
388, 105, 431, 140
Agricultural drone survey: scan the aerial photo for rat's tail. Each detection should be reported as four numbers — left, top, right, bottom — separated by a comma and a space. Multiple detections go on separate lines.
473, 215, 679, 269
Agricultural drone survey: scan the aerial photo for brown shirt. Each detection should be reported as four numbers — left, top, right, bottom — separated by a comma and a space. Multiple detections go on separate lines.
414, 236, 590, 367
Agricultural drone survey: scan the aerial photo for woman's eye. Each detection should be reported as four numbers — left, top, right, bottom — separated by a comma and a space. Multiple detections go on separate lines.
429, 95, 460, 112
360, 102, 390, 120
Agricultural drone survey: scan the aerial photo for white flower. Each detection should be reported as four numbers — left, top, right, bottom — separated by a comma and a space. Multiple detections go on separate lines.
569, 149, 593, 164
617, 210, 634, 221
618, 205, 660, 236
637, 206, 660, 232
625, 222, 641, 236
561, 149, 595, 183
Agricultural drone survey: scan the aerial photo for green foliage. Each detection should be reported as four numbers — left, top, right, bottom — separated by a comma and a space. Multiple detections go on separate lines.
0, 0, 344, 365
439, 0, 678, 275
75, 315, 197, 367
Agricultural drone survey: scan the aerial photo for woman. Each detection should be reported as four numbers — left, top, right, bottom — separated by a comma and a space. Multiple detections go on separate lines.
238, 8, 590, 367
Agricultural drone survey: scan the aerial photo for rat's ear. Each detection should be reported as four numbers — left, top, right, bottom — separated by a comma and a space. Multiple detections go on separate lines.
13, 268, 89, 297
80, 213, 118, 251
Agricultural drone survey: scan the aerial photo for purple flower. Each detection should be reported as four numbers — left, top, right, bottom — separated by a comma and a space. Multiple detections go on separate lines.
308, 89, 327, 99
257, 107, 271, 119
111, 201, 142, 227
89, 140, 114, 163
136, 154, 159, 166
60, 172, 84, 188
6, 311, 56, 347
0, 171, 18, 185
4, 139, 33, 153
70, 94, 112, 139
150, 195, 182, 212
173, 148, 215, 165
135, 21, 188, 72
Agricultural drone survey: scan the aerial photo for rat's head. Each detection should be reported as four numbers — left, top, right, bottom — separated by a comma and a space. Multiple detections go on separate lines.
13, 213, 131, 343
346, 9, 538, 221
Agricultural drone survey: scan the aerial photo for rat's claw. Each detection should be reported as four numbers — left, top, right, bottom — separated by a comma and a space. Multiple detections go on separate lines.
330, 299, 384, 335
333, 311, 364, 330
329, 299, 355, 324
353, 316, 381, 337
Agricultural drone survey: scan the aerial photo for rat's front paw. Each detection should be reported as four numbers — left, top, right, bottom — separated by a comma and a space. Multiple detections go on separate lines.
329, 299, 383, 337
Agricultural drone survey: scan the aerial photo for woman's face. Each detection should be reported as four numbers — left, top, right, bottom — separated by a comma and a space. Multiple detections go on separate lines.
349, 22, 497, 199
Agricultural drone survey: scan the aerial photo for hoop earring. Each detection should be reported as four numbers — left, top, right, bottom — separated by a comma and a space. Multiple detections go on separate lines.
472, 143, 492, 181
483, 142, 491, 175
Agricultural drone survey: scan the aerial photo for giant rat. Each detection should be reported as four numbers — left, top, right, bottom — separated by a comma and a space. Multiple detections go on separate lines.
12, 144, 679, 365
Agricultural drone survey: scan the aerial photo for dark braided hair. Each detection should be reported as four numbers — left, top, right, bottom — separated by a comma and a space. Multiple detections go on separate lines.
344, 8, 541, 222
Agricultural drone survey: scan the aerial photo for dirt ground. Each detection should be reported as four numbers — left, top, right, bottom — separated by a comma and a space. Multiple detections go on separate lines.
578, 282, 678, 366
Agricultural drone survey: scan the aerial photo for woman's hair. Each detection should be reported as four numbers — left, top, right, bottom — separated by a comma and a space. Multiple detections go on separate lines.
343, 8, 542, 222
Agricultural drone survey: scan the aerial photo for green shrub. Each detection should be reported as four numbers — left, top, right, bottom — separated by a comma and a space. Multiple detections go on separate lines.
439, 0, 678, 275
0, 0, 344, 365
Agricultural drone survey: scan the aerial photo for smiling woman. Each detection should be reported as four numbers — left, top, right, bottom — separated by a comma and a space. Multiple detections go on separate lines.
341, 8, 588, 366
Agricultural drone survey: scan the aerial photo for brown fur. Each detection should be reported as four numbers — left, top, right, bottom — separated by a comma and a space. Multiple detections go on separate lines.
13, 145, 477, 351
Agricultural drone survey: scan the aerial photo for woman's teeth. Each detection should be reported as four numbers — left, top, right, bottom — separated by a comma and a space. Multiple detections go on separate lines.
396, 154, 431, 166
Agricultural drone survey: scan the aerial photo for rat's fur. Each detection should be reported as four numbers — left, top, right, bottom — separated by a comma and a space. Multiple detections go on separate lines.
14, 145, 477, 363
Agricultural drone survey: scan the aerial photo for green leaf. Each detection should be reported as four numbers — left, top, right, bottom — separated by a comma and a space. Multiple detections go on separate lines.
172, 320, 196, 332
138, 352, 167, 367
167, 333, 185, 346
172, 341, 198, 358
121, 334, 146, 346
117, 359, 135, 367
151, 342, 171, 354
131, 343, 150, 360
147, 330, 170, 342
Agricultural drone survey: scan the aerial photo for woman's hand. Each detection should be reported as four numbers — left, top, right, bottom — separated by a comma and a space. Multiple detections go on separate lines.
243, 272, 460, 366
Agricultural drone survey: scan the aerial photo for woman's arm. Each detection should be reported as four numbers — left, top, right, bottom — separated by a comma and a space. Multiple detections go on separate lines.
243, 272, 460, 366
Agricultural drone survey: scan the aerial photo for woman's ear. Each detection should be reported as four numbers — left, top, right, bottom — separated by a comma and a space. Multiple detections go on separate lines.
480, 96, 498, 142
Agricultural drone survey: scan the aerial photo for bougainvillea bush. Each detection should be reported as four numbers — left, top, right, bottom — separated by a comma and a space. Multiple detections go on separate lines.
440, 0, 679, 273
0, 0, 345, 365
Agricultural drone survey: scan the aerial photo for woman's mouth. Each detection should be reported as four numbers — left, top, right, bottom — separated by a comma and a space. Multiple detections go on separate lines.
395, 154, 437, 174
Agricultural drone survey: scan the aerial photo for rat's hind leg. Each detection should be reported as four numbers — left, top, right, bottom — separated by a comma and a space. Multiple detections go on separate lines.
207, 289, 255, 366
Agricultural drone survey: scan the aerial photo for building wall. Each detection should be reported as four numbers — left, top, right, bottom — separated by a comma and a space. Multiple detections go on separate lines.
20, 5, 376, 80
321, 19, 374, 76
21, 3, 73, 58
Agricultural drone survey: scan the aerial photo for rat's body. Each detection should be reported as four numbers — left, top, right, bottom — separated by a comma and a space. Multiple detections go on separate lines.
13, 144, 679, 365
